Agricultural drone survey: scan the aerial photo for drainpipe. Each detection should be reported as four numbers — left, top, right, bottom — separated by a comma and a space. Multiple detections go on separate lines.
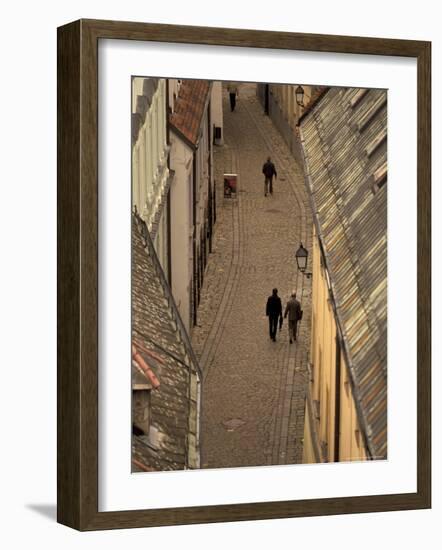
192, 151, 197, 326
165, 79, 172, 286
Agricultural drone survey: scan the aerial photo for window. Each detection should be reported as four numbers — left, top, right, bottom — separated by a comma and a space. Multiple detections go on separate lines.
365, 128, 387, 158
316, 347, 323, 405
326, 387, 331, 460
132, 345, 160, 449
350, 88, 368, 109
357, 93, 387, 133
354, 428, 363, 450
139, 129, 146, 212
132, 386, 151, 436
371, 160, 387, 194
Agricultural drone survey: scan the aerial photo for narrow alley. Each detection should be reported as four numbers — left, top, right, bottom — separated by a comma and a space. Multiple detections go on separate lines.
131, 77, 388, 474
191, 83, 313, 469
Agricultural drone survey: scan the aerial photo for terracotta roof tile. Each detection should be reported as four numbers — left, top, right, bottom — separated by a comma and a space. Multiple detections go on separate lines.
170, 80, 210, 146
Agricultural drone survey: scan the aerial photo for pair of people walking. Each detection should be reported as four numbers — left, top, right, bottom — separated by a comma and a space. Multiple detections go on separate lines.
266, 289, 302, 343
262, 157, 277, 196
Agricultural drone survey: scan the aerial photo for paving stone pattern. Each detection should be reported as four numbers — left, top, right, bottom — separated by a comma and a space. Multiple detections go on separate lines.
191, 83, 313, 469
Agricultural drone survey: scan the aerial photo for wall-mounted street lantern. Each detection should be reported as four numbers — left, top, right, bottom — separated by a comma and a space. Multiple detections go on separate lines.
295, 85, 305, 107
295, 242, 312, 278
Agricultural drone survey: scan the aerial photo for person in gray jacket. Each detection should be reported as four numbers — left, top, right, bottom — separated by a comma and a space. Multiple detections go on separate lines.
284, 292, 302, 343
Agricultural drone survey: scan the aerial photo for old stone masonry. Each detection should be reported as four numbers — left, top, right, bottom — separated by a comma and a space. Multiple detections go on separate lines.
191, 83, 313, 469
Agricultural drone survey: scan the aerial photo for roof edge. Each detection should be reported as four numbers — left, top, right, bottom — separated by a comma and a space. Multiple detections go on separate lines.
297, 87, 331, 126
298, 125, 379, 460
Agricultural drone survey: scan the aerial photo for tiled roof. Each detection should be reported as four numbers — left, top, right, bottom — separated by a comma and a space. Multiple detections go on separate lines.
169, 80, 211, 147
132, 359, 153, 390
297, 86, 330, 126
299, 87, 387, 460
132, 343, 161, 389
132, 215, 200, 471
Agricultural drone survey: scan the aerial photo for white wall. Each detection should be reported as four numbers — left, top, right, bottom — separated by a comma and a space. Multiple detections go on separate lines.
211, 81, 224, 144
132, 78, 169, 226
1, 1, 440, 549
169, 78, 182, 113
169, 133, 193, 329
195, 109, 210, 230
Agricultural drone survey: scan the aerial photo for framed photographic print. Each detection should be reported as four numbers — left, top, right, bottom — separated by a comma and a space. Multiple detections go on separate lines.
57, 19, 431, 530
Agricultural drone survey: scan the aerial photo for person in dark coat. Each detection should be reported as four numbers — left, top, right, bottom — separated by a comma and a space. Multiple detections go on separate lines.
266, 288, 283, 342
262, 156, 277, 196
284, 292, 302, 343
227, 83, 239, 112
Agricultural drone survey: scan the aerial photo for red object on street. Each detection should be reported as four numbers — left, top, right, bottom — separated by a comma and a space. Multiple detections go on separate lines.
224, 173, 237, 197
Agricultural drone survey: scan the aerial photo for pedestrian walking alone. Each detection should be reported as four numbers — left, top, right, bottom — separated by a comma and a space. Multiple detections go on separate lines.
284, 292, 302, 343
262, 156, 277, 196
227, 83, 239, 112
266, 288, 283, 342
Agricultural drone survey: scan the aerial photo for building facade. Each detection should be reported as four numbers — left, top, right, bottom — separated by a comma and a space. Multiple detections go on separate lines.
299, 87, 388, 463
130, 78, 224, 470
302, 227, 369, 463
132, 214, 201, 472
257, 83, 327, 166
132, 77, 171, 279
168, 79, 222, 331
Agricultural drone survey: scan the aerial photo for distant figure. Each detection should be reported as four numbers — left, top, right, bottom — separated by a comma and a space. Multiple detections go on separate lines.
284, 292, 302, 343
266, 288, 283, 342
228, 84, 239, 112
262, 157, 277, 196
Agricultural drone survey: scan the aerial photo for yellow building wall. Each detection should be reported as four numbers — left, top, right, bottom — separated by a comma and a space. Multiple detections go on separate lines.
303, 226, 368, 463
302, 404, 317, 464
270, 84, 315, 127
339, 355, 367, 462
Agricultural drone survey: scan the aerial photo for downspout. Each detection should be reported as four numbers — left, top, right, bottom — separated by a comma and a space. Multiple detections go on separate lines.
207, 100, 213, 253
165, 79, 172, 286
195, 363, 202, 469
190, 150, 203, 466
192, 150, 197, 326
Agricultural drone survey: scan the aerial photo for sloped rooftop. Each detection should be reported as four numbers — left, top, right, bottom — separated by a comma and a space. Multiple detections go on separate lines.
169, 80, 211, 147
299, 87, 387, 460
132, 215, 200, 472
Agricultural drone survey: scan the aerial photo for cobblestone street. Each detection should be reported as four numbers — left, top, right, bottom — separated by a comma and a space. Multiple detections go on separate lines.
191, 83, 313, 469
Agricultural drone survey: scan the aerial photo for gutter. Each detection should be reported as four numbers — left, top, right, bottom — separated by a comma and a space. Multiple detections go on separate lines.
169, 123, 196, 151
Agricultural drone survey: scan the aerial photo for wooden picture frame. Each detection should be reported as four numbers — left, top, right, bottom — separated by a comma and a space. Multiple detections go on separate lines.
57, 19, 431, 531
